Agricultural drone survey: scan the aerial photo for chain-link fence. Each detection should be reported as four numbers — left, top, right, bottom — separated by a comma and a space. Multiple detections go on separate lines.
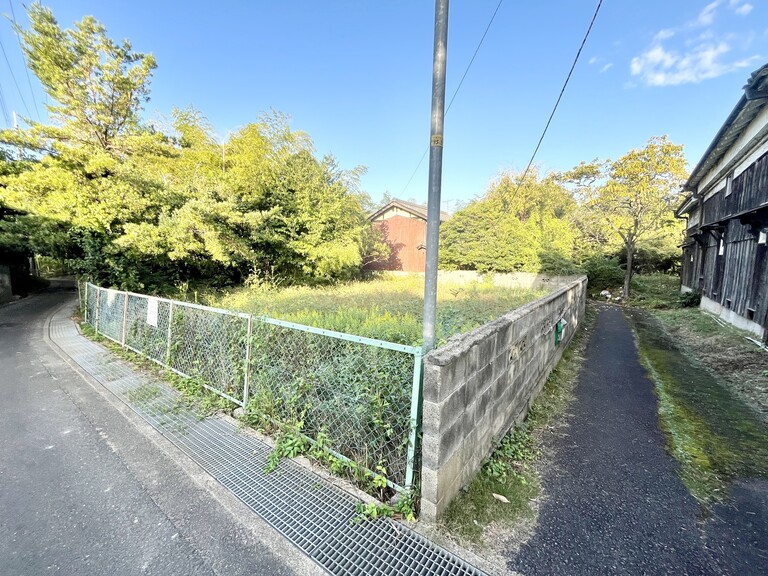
82, 282, 422, 491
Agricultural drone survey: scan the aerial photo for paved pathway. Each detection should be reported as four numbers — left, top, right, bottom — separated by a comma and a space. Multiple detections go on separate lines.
1, 291, 317, 575
507, 304, 768, 575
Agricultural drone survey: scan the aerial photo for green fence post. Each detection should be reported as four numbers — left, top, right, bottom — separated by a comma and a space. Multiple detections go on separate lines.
242, 315, 253, 406
95, 287, 101, 334
121, 291, 129, 346
165, 301, 174, 368
404, 350, 424, 493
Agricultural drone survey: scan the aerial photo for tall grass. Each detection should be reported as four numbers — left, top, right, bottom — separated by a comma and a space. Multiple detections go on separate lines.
212, 273, 548, 346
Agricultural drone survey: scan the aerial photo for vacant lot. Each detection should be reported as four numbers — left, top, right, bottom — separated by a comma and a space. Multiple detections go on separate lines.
213, 273, 549, 346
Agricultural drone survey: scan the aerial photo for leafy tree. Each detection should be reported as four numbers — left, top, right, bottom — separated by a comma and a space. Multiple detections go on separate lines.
1, 5, 377, 291
118, 109, 374, 284
439, 170, 578, 273
584, 136, 686, 298
571, 136, 687, 298
18, 2, 156, 151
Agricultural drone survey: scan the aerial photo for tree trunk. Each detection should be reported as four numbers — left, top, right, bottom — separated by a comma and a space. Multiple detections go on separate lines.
623, 245, 634, 299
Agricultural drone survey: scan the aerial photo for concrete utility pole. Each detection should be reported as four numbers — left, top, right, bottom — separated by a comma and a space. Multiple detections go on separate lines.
422, 0, 449, 352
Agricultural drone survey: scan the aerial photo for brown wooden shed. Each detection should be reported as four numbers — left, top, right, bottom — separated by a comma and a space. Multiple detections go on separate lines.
366, 199, 450, 272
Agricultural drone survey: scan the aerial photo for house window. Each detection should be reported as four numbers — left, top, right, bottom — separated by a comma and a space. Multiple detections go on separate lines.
725, 171, 734, 196
759, 230, 767, 245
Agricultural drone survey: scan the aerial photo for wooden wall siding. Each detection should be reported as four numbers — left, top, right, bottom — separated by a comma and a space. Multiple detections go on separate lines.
750, 243, 768, 325
692, 223, 768, 329
681, 244, 703, 290
700, 235, 719, 299
721, 224, 756, 317
681, 247, 693, 288
683, 148, 768, 336
366, 215, 428, 272
701, 151, 768, 227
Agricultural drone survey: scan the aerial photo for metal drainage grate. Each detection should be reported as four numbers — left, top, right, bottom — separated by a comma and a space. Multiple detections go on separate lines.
313, 518, 486, 576
220, 458, 357, 555
52, 306, 488, 576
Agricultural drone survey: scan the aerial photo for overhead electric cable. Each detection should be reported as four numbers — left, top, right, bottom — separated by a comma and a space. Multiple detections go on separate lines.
506, 0, 603, 201
400, 0, 504, 196
445, 0, 503, 115
9, 0, 41, 121
0, 34, 32, 119
0, 79, 11, 126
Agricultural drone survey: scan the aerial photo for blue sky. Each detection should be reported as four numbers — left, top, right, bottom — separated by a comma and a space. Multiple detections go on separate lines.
0, 1, 766, 210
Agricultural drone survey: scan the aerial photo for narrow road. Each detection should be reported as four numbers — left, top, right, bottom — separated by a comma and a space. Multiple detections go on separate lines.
507, 304, 768, 575
0, 292, 319, 576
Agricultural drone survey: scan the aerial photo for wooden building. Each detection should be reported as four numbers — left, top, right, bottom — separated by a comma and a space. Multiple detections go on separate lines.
366, 199, 450, 272
676, 63, 768, 340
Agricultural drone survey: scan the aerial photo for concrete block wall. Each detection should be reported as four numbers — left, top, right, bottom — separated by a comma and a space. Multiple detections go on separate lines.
420, 276, 587, 522
0, 265, 11, 304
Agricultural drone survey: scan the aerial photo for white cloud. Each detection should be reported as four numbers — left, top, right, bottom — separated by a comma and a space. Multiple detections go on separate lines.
696, 1, 721, 26
629, 0, 760, 87
630, 40, 758, 86
588, 56, 597, 65
600, 63, 614, 73
730, 0, 753, 15
654, 29, 676, 41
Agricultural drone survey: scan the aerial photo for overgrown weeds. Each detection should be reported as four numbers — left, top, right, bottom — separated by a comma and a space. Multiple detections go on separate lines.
210, 273, 547, 346
80, 323, 237, 418
628, 272, 680, 309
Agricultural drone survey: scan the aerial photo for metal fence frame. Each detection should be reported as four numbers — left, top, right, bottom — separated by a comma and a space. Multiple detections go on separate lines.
82, 282, 423, 492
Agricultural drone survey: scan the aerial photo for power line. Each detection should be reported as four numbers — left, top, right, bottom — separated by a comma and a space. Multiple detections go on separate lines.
505, 0, 603, 202
0, 34, 32, 119
9, 0, 41, 121
445, 0, 503, 115
400, 0, 504, 196
0, 79, 11, 126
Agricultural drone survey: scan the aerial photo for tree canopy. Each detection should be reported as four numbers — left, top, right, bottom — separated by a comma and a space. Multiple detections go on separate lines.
0, 4, 690, 296
567, 136, 687, 296
0, 5, 378, 291
439, 136, 687, 294
439, 170, 578, 274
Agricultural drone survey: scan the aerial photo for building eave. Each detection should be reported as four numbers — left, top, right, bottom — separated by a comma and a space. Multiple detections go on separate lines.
684, 62, 768, 194
368, 198, 450, 222
675, 194, 699, 218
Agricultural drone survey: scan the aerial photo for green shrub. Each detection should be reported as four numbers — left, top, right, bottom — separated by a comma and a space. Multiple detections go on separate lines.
538, 251, 584, 276
583, 256, 624, 291
678, 290, 701, 308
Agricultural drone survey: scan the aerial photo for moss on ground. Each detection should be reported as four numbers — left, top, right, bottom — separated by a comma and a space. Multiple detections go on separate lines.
629, 309, 768, 506
440, 468, 539, 545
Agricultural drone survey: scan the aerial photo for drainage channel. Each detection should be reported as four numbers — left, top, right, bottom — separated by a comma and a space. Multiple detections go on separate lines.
50, 306, 487, 576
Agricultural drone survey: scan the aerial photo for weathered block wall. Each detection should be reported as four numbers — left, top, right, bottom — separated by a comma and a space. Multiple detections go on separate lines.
420, 276, 587, 522
0, 265, 11, 304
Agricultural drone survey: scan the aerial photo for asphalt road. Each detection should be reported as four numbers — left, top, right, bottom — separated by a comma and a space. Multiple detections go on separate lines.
508, 304, 768, 576
0, 292, 321, 576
